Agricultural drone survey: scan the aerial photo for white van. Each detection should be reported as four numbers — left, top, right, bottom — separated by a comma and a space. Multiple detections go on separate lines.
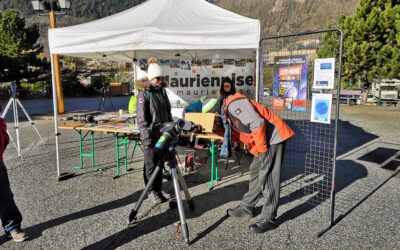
371, 79, 400, 101
357, 92, 376, 105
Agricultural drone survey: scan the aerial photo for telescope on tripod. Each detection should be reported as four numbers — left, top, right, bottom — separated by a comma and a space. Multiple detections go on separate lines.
97, 82, 116, 113
128, 119, 201, 245
0, 81, 45, 159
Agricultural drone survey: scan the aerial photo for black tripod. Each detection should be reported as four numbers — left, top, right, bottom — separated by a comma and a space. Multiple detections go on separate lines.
97, 82, 116, 113
128, 147, 195, 245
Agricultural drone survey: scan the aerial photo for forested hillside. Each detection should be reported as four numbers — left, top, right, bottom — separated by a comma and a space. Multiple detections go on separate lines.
0, 0, 146, 19
0, 0, 359, 52
218, 0, 359, 35
1, 0, 358, 35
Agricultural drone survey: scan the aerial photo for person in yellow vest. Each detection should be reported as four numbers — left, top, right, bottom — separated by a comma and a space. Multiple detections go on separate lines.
129, 70, 148, 114
128, 95, 137, 114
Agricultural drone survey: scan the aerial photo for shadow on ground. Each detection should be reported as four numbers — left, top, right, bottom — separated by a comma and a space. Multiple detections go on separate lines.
81, 181, 248, 249
0, 116, 390, 247
274, 118, 380, 230
0, 188, 140, 246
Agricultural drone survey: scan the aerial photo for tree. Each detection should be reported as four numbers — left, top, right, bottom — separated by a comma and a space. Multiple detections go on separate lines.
0, 9, 49, 88
318, 0, 400, 87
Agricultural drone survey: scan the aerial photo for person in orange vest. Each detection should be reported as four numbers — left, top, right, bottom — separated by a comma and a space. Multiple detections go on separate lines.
0, 105, 28, 242
224, 92, 295, 233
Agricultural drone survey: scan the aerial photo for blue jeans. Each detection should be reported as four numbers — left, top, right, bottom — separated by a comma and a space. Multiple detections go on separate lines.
0, 161, 23, 234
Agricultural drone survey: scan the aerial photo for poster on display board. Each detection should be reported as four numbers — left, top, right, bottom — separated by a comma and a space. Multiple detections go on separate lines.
310, 93, 332, 124
313, 58, 335, 89
141, 58, 256, 106
272, 55, 308, 111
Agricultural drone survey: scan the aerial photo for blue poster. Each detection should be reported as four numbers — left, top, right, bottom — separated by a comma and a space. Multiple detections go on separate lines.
311, 93, 332, 124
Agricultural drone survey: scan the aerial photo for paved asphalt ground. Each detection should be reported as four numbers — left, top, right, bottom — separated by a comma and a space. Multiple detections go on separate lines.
0, 97, 399, 249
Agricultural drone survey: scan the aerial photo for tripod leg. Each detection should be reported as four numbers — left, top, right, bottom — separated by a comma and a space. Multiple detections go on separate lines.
12, 99, 21, 158
101, 98, 105, 113
15, 99, 45, 144
6, 130, 17, 150
128, 165, 162, 224
6, 130, 22, 159
171, 167, 190, 245
108, 96, 116, 112
97, 97, 105, 113
176, 164, 195, 210
0, 97, 13, 119
2, 98, 22, 159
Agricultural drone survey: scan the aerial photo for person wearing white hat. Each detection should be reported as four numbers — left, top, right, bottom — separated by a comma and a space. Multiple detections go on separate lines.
147, 62, 163, 83
135, 57, 173, 204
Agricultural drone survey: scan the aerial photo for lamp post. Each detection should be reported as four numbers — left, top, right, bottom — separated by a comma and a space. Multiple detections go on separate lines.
32, 0, 74, 181
31, 0, 71, 114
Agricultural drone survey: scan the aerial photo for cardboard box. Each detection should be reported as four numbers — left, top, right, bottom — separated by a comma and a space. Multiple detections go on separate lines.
184, 113, 219, 133
110, 82, 130, 96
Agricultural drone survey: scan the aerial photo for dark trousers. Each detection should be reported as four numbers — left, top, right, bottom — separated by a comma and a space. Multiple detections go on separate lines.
242, 142, 285, 221
143, 147, 163, 192
0, 161, 22, 234
143, 146, 176, 192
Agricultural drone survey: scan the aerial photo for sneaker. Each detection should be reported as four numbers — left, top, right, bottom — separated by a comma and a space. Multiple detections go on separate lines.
249, 218, 278, 234
9, 230, 28, 243
148, 191, 168, 204
227, 203, 254, 218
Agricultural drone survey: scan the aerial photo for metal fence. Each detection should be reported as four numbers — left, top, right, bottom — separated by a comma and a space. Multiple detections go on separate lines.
259, 29, 343, 235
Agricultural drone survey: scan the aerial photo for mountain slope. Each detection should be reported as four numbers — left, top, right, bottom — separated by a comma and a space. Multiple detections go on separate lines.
218, 0, 359, 35
0, 0, 359, 51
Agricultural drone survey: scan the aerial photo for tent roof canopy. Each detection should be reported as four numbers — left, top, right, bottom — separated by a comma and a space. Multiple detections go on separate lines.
48, 0, 260, 61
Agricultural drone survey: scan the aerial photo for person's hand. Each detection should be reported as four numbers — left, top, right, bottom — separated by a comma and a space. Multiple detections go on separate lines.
257, 152, 267, 158
252, 151, 267, 158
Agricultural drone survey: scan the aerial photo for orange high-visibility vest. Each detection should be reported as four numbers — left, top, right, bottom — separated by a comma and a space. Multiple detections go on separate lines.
224, 93, 294, 156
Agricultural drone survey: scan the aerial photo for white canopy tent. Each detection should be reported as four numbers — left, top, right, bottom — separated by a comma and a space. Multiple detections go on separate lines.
48, 0, 261, 177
